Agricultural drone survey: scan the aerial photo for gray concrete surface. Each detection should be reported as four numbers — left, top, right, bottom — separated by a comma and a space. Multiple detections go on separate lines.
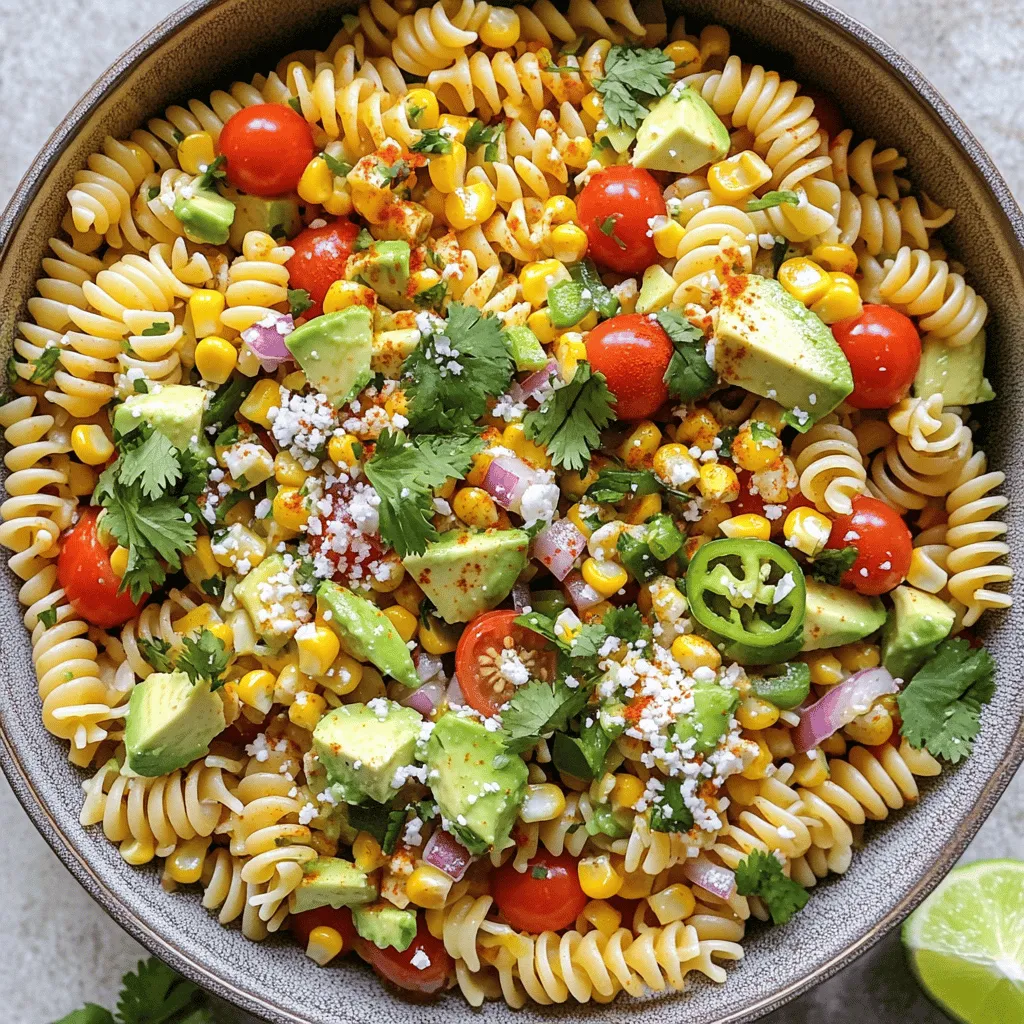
1, 0, 1022, 1020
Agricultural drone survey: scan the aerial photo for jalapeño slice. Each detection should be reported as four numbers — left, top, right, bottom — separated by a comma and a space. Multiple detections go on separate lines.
684, 538, 806, 665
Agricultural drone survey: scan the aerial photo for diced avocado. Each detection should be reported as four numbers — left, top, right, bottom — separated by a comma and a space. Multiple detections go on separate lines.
220, 186, 302, 251
914, 330, 994, 405
600, 122, 637, 155
347, 240, 410, 310
124, 671, 225, 777
312, 700, 422, 805
372, 328, 420, 377
636, 265, 677, 314
316, 582, 419, 687
801, 578, 887, 651
286, 306, 373, 409
302, 751, 357, 844
713, 275, 854, 431
425, 712, 528, 854
401, 528, 530, 624
173, 187, 235, 245
632, 84, 730, 174
672, 679, 740, 756
289, 857, 377, 914
584, 801, 632, 839
234, 554, 312, 651
881, 585, 955, 679
504, 325, 549, 372
352, 903, 417, 952
113, 384, 206, 450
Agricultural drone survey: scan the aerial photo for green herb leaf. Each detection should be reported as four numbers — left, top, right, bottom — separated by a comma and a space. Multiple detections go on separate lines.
115, 956, 208, 1024
749, 420, 778, 445
523, 363, 616, 472
29, 346, 61, 384
118, 430, 182, 501
531, 865, 549, 879
595, 214, 626, 249
808, 546, 857, 585
657, 309, 717, 403
410, 128, 454, 155
465, 120, 505, 160
717, 426, 738, 458
500, 678, 590, 754
648, 777, 695, 833
354, 228, 374, 251
413, 281, 447, 311
347, 800, 406, 855
54, 1005, 116, 1024
176, 628, 231, 691
586, 467, 663, 504
377, 158, 411, 184
602, 604, 647, 644
322, 152, 352, 177
771, 237, 790, 278
735, 849, 810, 925
746, 190, 800, 212
147, 185, 160, 201
595, 45, 675, 129
898, 637, 996, 763
196, 154, 226, 190
288, 288, 313, 317
138, 637, 174, 673
200, 576, 226, 599
287, 97, 301, 113
141, 322, 171, 337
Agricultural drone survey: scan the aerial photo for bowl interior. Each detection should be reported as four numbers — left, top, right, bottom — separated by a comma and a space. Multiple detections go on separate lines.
1, 1, 1023, 1022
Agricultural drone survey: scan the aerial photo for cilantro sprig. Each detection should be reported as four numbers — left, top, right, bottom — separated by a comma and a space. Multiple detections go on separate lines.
465, 119, 505, 162
138, 637, 174, 673
746, 190, 800, 212
735, 849, 810, 925
586, 467, 664, 504
287, 288, 313, 317
499, 678, 590, 754
177, 628, 231, 691
656, 309, 717, 403
29, 345, 62, 384
595, 45, 675, 129
410, 128, 453, 155
807, 546, 857, 585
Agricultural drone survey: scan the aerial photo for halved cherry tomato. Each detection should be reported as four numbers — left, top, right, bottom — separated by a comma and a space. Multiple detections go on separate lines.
825, 495, 912, 595
356, 916, 452, 996
57, 508, 143, 628
455, 609, 557, 717
290, 905, 358, 953
305, 480, 387, 586
831, 304, 921, 409
584, 313, 673, 421
492, 850, 588, 933
218, 103, 315, 197
576, 166, 665, 274
730, 470, 815, 537
803, 87, 845, 140
285, 218, 361, 318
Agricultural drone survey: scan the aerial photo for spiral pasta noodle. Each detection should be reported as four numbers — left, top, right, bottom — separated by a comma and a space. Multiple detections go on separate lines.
222, 230, 294, 334
790, 418, 867, 516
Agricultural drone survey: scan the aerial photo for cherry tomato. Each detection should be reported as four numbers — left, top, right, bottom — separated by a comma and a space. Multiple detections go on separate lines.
57, 508, 143, 628
803, 87, 845, 139
290, 905, 358, 953
585, 313, 673, 421
576, 166, 665, 274
730, 470, 814, 536
285, 218, 362, 318
492, 850, 588, 933
832, 304, 921, 409
455, 610, 557, 717
218, 103, 315, 197
357, 916, 452, 996
826, 495, 912, 595
306, 479, 387, 586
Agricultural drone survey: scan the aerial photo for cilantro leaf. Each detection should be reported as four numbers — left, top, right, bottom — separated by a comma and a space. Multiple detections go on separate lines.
54, 1006, 116, 1024
808, 546, 857, 585
29, 345, 61, 384
287, 96, 301, 114
410, 128, 453, 154
602, 604, 646, 644
465, 120, 505, 161
118, 430, 181, 501
657, 309, 717, 403
403, 303, 514, 433
413, 281, 447, 311
200, 576, 226, 598
138, 637, 174, 673
746, 190, 800, 212
500, 678, 590, 754
898, 638, 996, 763
523, 363, 616, 472
115, 956, 207, 1024
195, 154, 226, 190
595, 214, 626, 249
735, 849, 810, 925
568, 622, 608, 662
39, 606, 58, 629
377, 158, 411, 184
176, 628, 231, 691
288, 288, 313, 317
586, 467, 662, 504
140, 322, 171, 337
595, 45, 674, 129
749, 420, 777, 445
354, 228, 374, 251
648, 777, 694, 833
322, 152, 352, 177
531, 864, 549, 879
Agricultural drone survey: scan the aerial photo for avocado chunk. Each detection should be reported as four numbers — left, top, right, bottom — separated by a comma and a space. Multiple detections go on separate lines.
312, 700, 422, 805
352, 903, 417, 952
713, 275, 854, 431
173, 187, 235, 245
289, 857, 377, 914
881, 585, 955, 679
234, 554, 312, 652
914, 330, 994, 405
401, 528, 529, 624
302, 751, 358, 844
372, 328, 420, 378
672, 679, 740, 756
113, 384, 207, 451
504, 325, 549, 372
425, 712, 528, 854
801, 578, 887, 650
347, 240, 410, 310
220, 186, 302, 251
316, 582, 419, 687
636, 265, 677, 314
286, 306, 373, 409
124, 671, 225, 777
632, 84, 730, 174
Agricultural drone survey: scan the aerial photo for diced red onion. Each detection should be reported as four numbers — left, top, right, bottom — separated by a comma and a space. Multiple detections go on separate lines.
415, 651, 445, 683
446, 674, 464, 707
563, 570, 603, 613
423, 828, 473, 881
482, 455, 543, 513
241, 313, 295, 371
681, 855, 736, 900
400, 677, 445, 716
793, 667, 899, 753
532, 518, 587, 581
512, 582, 531, 612
508, 360, 558, 404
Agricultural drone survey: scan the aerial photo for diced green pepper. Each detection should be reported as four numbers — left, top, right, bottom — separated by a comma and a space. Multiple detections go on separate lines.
617, 531, 660, 583
202, 375, 254, 428
645, 514, 684, 561
547, 281, 592, 328
504, 324, 549, 372
531, 588, 567, 618
569, 259, 620, 319
750, 661, 811, 710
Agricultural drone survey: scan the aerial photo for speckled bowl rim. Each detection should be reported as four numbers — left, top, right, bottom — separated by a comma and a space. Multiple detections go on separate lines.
2, 1, 1023, 1021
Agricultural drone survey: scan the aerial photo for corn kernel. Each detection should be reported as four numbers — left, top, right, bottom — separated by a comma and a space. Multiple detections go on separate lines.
501, 422, 551, 468
466, 450, 494, 487
419, 617, 459, 655
445, 181, 497, 230
652, 443, 700, 490
741, 734, 773, 780
163, 835, 209, 885
790, 747, 829, 787
671, 634, 722, 673
405, 89, 439, 129
479, 4, 520, 47
519, 259, 571, 308
109, 545, 129, 578
664, 39, 701, 73
328, 432, 360, 468
527, 307, 558, 344
731, 425, 781, 472
708, 151, 773, 202
844, 703, 893, 745
618, 421, 662, 468
323, 279, 375, 314
439, 114, 475, 143
322, 182, 353, 217
719, 513, 771, 541
553, 333, 587, 381
289, 690, 327, 731
694, 499, 732, 537
578, 855, 623, 900
305, 925, 344, 966
810, 272, 863, 324
274, 662, 314, 705
677, 407, 721, 450
550, 223, 588, 263
452, 486, 499, 528
622, 492, 662, 525
610, 773, 644, 811
837, 641, 881, 673
647, 883, 696, 925
698, 462, 740, 502
736, 694, 780, 730
195, 335, 238, 385
188, 289, 225, 338
353, 832, 387, 872
519, 783, 566, 823
582, 900, 622, 936
272, 486, 309, 532
238, 669, 276, 714
581, 91, 604, 122
428, 141, 467, 192
566, 503, 595, 539
560, 460, 603, 501
581, 557, 628, 599
811, 243, 858, 275
239, 379, 282, 428
804, 651, 844, 687
298, 155, 334, 206
778, 257, 832, 306
177, 132, 216, 175
406, 863, 455, 909
320, 653, 363, 696
67, 462, 97, 496
296, 624, 341, 677
616, 867, 655, 900
783, 506, 833, 557
382, 604, 418, 643
273, 451, 309, 487
653, 217, 686, 259
70, 423, 113, 466
183, 535, 220, 589
544, 195, 578, 225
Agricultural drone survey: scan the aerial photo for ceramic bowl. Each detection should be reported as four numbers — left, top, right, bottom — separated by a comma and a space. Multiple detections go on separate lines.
1, 1, 1023, 1021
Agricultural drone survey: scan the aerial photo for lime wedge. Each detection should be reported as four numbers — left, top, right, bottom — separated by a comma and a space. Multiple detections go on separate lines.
903, 859, 1024, 1023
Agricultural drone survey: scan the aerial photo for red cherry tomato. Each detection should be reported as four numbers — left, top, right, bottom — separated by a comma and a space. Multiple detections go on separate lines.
57, 508, 143, 628
832, 304, 921, 409
492, 850, 588, 933
218, 103, 315, 197
357, 916, 452, 996
803, 87, 845, 140
290, 906, 358, 953
577, 166, 665, 274
306, 479, 387, 586
826, 495, 912, 595
584, 313, 673, 421
455, 610, 557, 717
730, 470, 814, 536
285, 218, 362, 318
